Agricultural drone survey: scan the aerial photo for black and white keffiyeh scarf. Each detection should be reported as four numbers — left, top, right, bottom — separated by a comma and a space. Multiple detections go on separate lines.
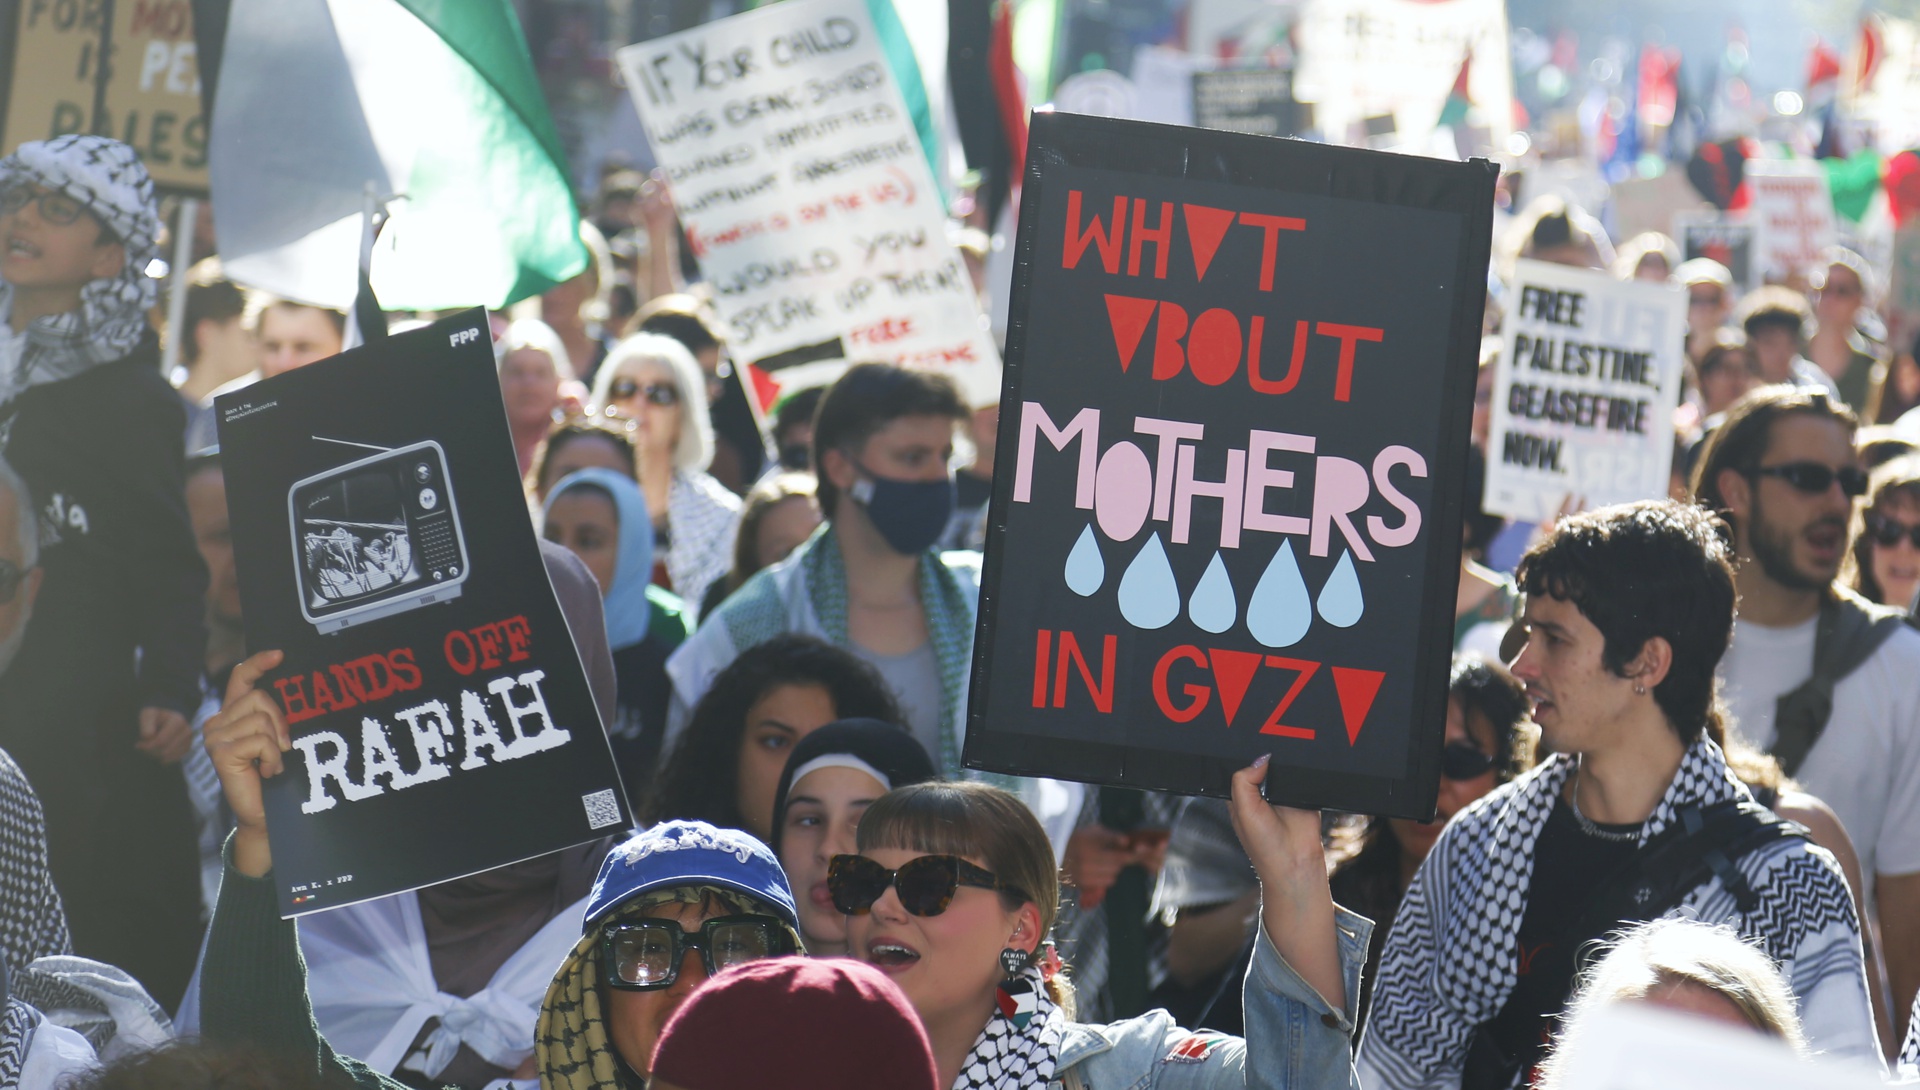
0, 134, 160, 402
955, 969, 1066, 1090
0, 749, 69, 975
0, 996, 41, 1090
1361, 737, 1865, 1089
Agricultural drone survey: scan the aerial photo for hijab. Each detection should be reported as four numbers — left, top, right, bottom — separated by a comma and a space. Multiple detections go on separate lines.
542, 467, 652, 651
769, 719, 937, 855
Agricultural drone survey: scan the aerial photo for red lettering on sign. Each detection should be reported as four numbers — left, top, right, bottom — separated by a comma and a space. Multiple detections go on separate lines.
1152, 645, 1211, 722
1331, 667, 1385, 745
1064, 190, 1126, 273
1105, 294, 1156, 371
1206, 648, 1262, 725
1257, 657, 1319, 738
1181, 204, 1236, 281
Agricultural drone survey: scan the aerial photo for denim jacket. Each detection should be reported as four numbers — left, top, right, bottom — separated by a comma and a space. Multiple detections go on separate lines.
1051, 906, 1371, 1090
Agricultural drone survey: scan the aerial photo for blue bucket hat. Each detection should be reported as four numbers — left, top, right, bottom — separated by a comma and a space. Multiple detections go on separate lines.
585, 820, 799, 933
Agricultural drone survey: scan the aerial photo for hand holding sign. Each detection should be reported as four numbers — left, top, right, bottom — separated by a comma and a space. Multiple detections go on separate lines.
204, 649, 293, 879
1229, 754, 1342, 1012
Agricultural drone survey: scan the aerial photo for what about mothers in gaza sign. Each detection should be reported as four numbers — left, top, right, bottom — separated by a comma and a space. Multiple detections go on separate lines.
216, 312, 630, 917
967, 113, 1494, 817
1484, 261, 1686, 522
616, 0, 1000, 405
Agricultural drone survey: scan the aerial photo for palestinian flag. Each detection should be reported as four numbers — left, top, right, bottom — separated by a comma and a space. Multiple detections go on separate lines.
191, 0, 586, 312
1437, 53, 1473, 130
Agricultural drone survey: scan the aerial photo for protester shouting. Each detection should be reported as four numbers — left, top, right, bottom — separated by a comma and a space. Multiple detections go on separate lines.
589, 332, 741, 617
0, 134, 206, 1004
830, 777, 1364, 1090
1693, 387, 1920, 1044
768, 718, 937, 955
1357, 501, 1880, 1090
649, 633, 903, 842
542, 467, 691, 810
197, 649, 806, 1090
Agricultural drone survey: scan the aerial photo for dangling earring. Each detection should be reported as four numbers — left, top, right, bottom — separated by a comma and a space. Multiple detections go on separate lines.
995, 945, 1038, 1030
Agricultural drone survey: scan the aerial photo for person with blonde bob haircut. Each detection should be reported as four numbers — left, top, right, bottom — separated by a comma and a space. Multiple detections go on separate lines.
832, 775, 1368, 1090
590, 331, 741, 617
1535, 919, 1808, 1090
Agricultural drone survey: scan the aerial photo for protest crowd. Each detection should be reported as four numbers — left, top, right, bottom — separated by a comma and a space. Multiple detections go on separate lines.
9, 0, 1920, 1088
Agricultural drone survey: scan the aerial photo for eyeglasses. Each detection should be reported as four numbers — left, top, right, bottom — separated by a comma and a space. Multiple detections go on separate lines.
1867, 512, 1920, 549
1751, 462, 1869, 498
0, 560, 26, 606
610, 378, 679, 407
600, 915, 795, 990
827, 854, 1024, 917
0, 185, 87, 227
1440, 742, 1497, 782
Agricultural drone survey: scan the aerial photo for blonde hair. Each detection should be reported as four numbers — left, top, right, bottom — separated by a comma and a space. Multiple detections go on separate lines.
1536, 919, 1806, 1088
589, 331, 714, 471
1612, 231, 1681, 282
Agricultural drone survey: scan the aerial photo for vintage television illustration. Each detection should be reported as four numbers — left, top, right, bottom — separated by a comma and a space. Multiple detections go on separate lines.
289, 439, 470, 633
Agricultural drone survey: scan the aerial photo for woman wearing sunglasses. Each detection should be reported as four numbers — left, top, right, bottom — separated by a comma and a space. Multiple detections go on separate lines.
1844, 455, 1920, 612
589, 332, 741, 618
829, 776, 1366, 1090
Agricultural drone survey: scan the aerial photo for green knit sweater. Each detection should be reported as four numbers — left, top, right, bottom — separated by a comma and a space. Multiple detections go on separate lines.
199, 843, 416, 1090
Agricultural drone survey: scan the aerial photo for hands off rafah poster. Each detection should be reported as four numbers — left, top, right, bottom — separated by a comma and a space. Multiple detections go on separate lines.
616, 0, 1000, 405
1484, 261, 1686, 523
216, 312, 628, 916
966, 113, 1494, 817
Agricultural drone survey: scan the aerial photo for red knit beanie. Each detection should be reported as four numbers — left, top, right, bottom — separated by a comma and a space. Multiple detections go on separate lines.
649, 958, 938, 1090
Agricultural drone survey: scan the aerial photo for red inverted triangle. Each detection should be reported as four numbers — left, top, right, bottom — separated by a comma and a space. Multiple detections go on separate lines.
1330, 667, 1385, 745
1208, 648, 1263, 726
1182, 204, 1236, 282
1105, 294, 1156, 372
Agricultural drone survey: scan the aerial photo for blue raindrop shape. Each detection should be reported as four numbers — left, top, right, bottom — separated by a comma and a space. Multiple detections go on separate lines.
1247, 540, 1312, 648
1188, 552, 1237, 633
1317, 550, 1364, 628
1118, 532, 1181, 629
1065, 525, 1105, 596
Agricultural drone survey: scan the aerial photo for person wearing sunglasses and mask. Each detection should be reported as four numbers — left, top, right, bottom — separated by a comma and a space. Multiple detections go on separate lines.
1843, 455, 1920, 612
589, 332, 740, 621
196, 650, 805, 1090
830, 775, 1366, 1090
769, 718, 937, 956
1693, 386, 1920, 1047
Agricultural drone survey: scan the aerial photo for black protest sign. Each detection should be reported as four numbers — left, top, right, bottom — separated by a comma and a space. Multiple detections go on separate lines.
216, 312, 628, 916
966, 113, 1493, 816
1677, 212, 1755, 292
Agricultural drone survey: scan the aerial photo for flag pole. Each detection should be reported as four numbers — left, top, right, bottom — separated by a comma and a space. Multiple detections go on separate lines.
348, 181, 389, 347
160, 197, 199, 378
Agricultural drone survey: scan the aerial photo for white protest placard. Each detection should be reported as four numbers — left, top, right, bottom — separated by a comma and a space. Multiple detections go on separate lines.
1292, 0, 1512, 147
1745, 160, 1838, 283
616, 0, 1000, 404
1485, 260, 1687, 522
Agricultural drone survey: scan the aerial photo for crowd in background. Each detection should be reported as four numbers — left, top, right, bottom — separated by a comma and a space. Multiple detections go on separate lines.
4, 15, 1920, 1088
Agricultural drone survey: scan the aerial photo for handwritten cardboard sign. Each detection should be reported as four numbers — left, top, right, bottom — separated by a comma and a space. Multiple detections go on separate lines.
1745, 160, 1837, 283
615, 0, 1000, 405
1484, 260, 1686, 522
216, 313, 628, 916
1, 0, 209, 194
965, 113, 1494, 815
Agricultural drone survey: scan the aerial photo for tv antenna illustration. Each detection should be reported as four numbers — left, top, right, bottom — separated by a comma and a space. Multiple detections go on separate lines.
313, 436, 394, 453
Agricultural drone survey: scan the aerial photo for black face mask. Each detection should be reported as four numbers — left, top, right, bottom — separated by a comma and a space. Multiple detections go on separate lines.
779, 443, 811, 471
849, 463, 955, 555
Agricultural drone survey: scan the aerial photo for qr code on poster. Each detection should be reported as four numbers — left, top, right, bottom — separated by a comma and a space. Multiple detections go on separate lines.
582, 789, 623, 830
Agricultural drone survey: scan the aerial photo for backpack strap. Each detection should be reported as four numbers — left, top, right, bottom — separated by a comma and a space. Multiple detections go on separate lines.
1462, 799, 1805, 1089
1770, 588, 1907, 776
